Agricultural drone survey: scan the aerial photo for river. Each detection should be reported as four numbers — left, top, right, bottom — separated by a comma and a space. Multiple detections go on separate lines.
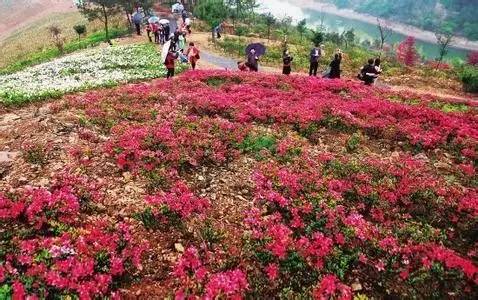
259, 0, 471, 60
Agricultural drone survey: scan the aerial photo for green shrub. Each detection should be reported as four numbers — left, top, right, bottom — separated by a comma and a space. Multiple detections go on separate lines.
239, 134, 277, 156
235, 26, 249, 36
458, 65, 478, 93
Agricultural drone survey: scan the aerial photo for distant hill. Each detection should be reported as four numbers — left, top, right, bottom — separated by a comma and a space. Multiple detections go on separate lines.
325, 0, 478, 40
0, 0, 75, 40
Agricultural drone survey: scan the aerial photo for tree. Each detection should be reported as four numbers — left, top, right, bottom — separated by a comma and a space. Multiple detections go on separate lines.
194, 0, 229, 41
343, 29, 355, 48
435, 30, 453, 65
297, 19, 307, 41
376, 18, 392, 56
117, 0, 155, 27
396, 36, 419, 67
275, 16, 293, 41
263, 12, 276, 41
75, 0, 121, 44
48, 25, 65, 53
311, 30, 324, 46
73, 24, 87, 41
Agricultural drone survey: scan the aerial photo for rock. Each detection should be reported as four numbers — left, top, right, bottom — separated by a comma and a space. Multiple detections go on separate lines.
18, 177, 28, 184
38, 106, 51, 116
38, 178, 50, 186
0, 113, 21, 125
123, 172, 132, 182
413, 153, 429, 162
351, 282, 363, 292
174, 243, 185, 253
0, 151, 18, 163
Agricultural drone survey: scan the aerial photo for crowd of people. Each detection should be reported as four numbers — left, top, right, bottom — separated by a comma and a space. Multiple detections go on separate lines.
237, 42, 382, 85
132, 2, 382, 84
132, 2, 200, 79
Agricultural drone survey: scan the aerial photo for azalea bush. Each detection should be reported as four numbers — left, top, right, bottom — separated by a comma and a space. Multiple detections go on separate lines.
0, 44, 185, 105
3, 70, 476, 298
0, 186, 146, 299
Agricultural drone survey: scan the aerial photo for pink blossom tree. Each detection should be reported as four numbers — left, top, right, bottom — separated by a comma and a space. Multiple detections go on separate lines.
467, 51, 478, 66
396, 36, 420, 67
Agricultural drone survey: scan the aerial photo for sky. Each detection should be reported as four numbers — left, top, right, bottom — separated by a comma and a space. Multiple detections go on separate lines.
257, 0, 306, 23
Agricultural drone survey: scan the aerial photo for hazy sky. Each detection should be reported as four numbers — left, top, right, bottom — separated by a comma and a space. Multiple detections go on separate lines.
258, 0, 306, 23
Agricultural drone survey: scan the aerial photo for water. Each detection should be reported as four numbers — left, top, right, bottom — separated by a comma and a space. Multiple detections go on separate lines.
258, 0, 470, 60
306, 9, 469, 60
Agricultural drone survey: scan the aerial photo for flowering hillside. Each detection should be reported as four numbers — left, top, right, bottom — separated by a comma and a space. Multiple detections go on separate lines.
0, 71, 477, 299
0, 44, 176, 105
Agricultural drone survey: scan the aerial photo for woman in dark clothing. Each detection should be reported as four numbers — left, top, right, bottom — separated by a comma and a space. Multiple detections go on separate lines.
329, 53, 342, 79
359, 58, 378, 85
282, 50, 293, 75
246, 49, 259, 72
164, 49, 178, 79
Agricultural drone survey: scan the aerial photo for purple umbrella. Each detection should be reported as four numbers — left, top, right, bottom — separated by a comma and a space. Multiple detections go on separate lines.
245, 43, 266, 56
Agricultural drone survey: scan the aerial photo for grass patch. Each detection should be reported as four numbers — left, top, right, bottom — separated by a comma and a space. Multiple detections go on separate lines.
239, 134, 277, 156
429, 101, 469, 113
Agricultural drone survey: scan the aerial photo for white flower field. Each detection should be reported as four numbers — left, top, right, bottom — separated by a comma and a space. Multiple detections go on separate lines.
0, 44, 168, 105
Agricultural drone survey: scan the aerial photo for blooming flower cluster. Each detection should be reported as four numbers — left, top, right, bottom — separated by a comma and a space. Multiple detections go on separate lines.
57, 70, 478, 297
0, 186, 146, 299
146, 180, 210, 222
0, 44, 171, 104
173, 247, 249, 299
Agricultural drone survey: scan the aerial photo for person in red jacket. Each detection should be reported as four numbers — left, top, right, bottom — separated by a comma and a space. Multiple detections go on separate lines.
164, 49, 178, 79
185, 42, 200, 70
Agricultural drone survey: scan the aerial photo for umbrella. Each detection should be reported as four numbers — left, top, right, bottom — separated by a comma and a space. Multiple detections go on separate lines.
245, 43, 266, 56
132, 12, 144, 23
148, 16, 160, 24
159, 19, 170, 25
161, 40, 172, 64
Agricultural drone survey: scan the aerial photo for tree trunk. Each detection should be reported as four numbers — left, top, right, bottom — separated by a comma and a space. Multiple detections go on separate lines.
125, 9, 132, 28
102, 5, 110, 44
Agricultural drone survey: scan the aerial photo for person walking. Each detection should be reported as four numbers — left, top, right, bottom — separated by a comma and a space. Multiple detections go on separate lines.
185, 17, 192, 34
164, 24, 171, 41
146, 23, 152, 42
164, 49, 178, 79
329, 50, 342, 79
309, 44, 323, 76
282, 49, 293, 75
214, 22, 223, 39
181, 10, 188, 23
186, 42, 200, 70
246, 48, 259, 72
152, 23, 160, 44
158, 24, 165, 44
178, 32, 186, 52
132, 12, 142, 35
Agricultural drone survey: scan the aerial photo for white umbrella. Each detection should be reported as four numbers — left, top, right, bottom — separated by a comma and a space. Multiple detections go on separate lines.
159, 19, 170, 25
148, 16, 160, 24
161, 40, 172, 64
